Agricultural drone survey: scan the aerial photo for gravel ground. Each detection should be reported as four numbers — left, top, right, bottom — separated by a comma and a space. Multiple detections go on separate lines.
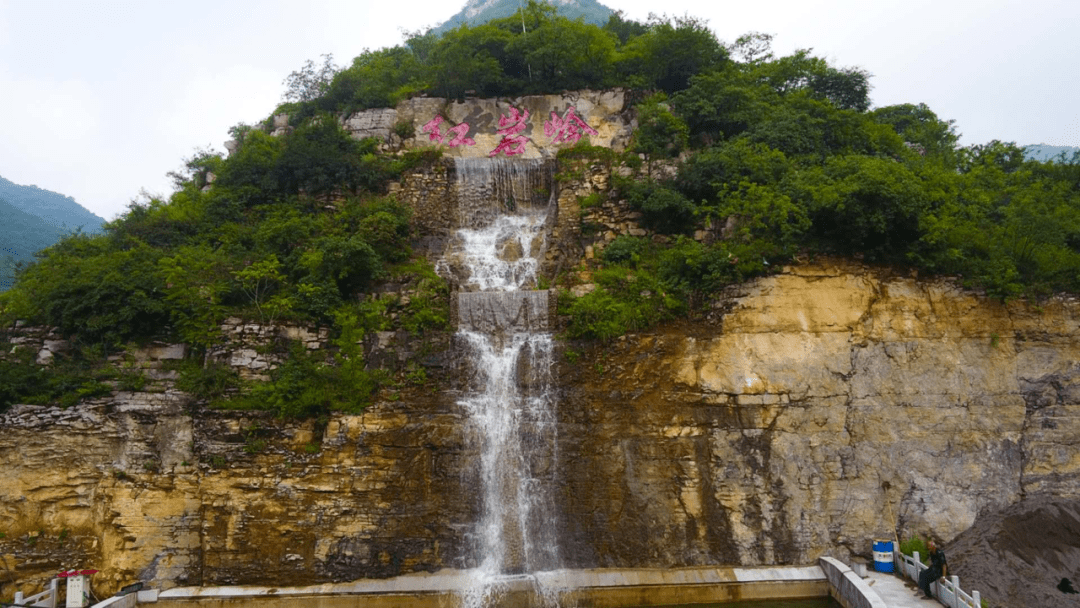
945, 496, 1080, 608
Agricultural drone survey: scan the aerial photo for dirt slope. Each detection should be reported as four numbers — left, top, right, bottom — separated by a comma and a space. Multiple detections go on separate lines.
946, 496, 1080, 607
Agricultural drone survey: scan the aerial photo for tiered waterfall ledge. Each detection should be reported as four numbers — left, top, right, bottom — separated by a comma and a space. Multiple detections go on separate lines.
150, 565, 828, 608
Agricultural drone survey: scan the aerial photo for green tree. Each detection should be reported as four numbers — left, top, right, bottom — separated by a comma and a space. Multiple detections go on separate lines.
275, 118, 367, 197
214, 130, 285, 199
506, 13, 618, 92
6, 236, 168, 348
322, 47, 426, 113
751, 49, 871, 111
632, 94, 689, 176
618, 14, 726, 93
281, 54, 340, 103
159, 245, 233, 352
676, 139, 791, 206
232, 256, 289, 324
428, 24, 513, 98
872, 103, 960, 164
603, 10, 648, 45
792, 155, 944, 261
672, 65, 772, 144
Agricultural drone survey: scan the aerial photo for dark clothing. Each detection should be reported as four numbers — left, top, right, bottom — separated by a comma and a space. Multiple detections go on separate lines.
918, 548, 948, 598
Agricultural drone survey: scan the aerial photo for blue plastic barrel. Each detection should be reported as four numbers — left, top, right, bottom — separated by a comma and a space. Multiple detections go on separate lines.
873, 539, 895, 572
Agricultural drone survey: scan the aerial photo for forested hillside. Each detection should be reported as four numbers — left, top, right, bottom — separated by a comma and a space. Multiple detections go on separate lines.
0, 176, 105, 234
2, 1, 1079, 415
0, 198, 69, 290
0, 176, 105, 291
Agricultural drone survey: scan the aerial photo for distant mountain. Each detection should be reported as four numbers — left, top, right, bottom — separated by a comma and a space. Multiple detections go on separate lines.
0, 176, 105, 235
431, 0, 614, 35
0, 175, 105, 291
1024, 144, 1080, 163
0, 198, 69, 290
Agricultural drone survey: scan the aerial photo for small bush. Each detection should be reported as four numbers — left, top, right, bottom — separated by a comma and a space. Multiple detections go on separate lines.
560, 265, 685, 340
601, 235, 649, 265
578, 192, 603, 210
617, 178, 696, 234
899, 536, 929, 563
0, 349, 114, 411
117, 369, 148, 392
176, 361, 242, 402
393, 120, 416, 139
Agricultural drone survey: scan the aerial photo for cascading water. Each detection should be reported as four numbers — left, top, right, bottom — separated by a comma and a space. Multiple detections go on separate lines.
439, 158, 564, 607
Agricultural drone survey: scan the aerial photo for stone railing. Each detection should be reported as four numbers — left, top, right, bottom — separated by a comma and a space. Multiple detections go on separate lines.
895, 551, 982, 608
818, 557, 886, 608
13, 578, 58, 608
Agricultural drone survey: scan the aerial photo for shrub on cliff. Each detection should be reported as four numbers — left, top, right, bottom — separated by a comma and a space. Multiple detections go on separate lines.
0, 348, 113, 413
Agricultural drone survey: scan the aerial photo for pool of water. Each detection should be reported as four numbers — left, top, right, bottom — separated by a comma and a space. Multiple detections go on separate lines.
626, 599, 841, 608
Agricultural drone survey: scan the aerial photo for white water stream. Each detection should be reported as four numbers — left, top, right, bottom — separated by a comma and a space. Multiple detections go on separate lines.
440, 158, 563, 607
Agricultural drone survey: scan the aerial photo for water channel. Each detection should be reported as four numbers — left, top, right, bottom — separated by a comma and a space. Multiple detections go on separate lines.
440, 157, 562, 607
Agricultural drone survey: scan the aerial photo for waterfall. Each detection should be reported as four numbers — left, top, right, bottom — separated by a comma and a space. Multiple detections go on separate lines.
442, 158, 563, 607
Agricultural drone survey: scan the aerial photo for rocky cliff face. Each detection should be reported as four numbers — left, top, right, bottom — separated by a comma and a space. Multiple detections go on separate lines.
2, 260, 1078, 600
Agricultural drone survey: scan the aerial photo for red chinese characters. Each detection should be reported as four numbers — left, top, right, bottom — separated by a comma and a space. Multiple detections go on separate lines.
489, 106, 530, 157
544, 107, 598, 145
421, 116, 475, 148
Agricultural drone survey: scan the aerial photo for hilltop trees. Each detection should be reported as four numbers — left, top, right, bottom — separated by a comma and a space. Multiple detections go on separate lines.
274, 2, 731, 116
281, 54, 341, 103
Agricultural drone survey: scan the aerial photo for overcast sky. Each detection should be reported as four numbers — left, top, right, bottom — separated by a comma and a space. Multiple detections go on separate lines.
1, 0, 1077, 221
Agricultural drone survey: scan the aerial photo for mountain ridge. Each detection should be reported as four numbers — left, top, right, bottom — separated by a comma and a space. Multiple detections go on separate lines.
0, 175, 105, 234
431, 0, 614, 35
1023, 144, 1079, 162
0, 175, 105, 291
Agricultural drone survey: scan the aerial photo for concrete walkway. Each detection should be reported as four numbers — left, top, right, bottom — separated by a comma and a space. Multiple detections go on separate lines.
865, 569, 941, 607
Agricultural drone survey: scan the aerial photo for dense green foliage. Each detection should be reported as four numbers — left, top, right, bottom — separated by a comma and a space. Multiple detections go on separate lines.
899, 536, 930, 563
273, 2, 727, 116
550, 31, 1080, 338
0, 347, 113, 411
0, 117, 448, 415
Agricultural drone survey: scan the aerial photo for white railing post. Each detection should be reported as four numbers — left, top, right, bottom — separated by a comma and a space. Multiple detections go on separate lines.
973, 589, 981, 608
15, 590, 25, 604
951, 575, 961, 607
49, 578, 59, 608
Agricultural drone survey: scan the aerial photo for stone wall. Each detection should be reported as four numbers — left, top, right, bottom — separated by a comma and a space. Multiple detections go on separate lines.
388, 159, 457, 246
3, 261, 1079, 600
344, 89, 634, 158
243, 90, 634, 160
